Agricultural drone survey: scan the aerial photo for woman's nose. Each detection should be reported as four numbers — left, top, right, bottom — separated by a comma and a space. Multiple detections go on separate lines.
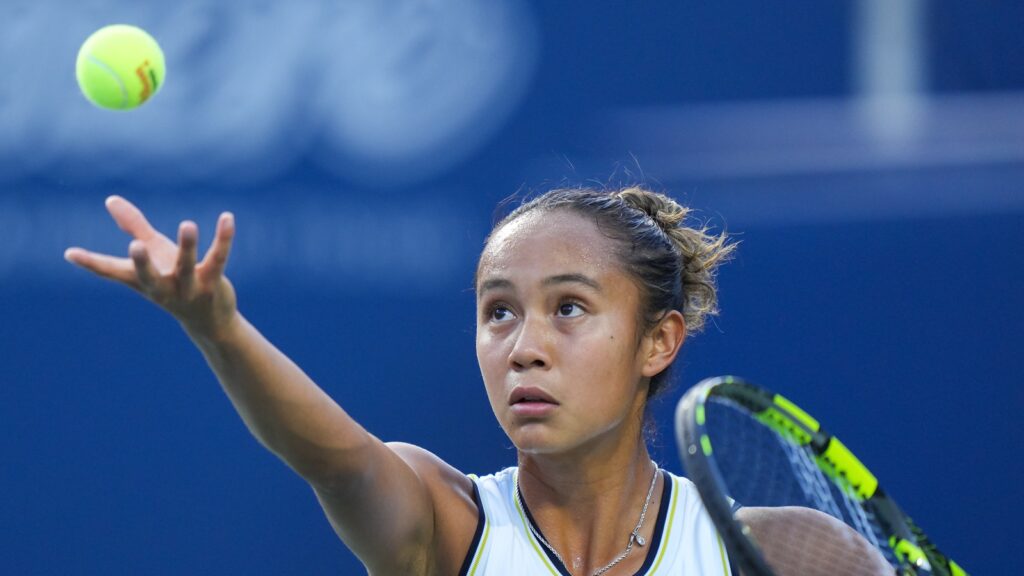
508, 314, 551, 370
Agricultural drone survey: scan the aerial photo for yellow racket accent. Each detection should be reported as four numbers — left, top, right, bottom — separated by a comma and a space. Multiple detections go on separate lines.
701, 434, 713, 456
817, 437, 879, 500
773, 394, 820, 432
756, 394, 819, 446
890, 535, 930, 570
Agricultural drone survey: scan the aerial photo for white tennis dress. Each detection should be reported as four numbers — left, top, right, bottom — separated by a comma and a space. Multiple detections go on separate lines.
458, 467, 733, 576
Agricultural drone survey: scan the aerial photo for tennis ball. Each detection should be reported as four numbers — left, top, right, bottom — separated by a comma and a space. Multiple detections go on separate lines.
76, 25, 165, 110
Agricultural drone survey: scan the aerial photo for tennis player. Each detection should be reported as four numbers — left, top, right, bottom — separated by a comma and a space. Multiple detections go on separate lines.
65, 187, 890, 575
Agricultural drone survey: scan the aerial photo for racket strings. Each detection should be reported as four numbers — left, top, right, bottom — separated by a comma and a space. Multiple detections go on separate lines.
778, 428, 896, 567
705, 398, 899, 575
779, 437, 843, 519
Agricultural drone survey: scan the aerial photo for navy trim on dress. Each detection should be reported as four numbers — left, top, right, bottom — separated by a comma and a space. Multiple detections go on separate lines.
630, 470, 673, 575
457, 479, 487, 576
519, 490, 574, 576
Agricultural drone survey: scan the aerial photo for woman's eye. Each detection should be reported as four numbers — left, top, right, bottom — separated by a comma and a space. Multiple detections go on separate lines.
489, 306, 515, 322
556, 302, 584, 318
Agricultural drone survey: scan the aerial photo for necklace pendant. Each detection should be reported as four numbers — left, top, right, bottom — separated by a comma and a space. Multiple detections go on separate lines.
636, 534, 646, 547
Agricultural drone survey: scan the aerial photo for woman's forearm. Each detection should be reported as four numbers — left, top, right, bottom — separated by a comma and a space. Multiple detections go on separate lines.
187, 313, 373, 483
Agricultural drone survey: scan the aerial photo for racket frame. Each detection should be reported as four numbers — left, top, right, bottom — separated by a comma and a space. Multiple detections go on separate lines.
675, 375, 967, 576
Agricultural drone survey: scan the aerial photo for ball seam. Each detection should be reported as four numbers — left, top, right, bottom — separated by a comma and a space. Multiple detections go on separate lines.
86, 54, 129, 109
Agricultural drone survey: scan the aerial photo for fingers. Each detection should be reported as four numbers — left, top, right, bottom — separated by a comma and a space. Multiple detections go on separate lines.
129, 240, 160, 289
64, 247, 139, 286
73, 200, 235, 292
175, 221, 198, 295
106, 195, 161, 241
198, 212, 235, 283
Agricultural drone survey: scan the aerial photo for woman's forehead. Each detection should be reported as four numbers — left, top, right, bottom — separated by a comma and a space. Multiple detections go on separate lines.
477, 210, 621, 285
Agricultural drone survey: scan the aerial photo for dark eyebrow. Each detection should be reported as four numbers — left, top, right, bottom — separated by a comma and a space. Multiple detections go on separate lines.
477, 278, 513, 295
543, 273, 602, 292
477, 273, 602, 295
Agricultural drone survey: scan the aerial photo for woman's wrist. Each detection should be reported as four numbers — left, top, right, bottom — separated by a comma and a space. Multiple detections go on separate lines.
182, 310, 246, 350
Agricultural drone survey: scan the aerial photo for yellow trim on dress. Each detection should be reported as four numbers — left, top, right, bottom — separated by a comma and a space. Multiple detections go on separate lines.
716, 532, 730, 575
512, 470, 562, 575
467, 511, 491, 576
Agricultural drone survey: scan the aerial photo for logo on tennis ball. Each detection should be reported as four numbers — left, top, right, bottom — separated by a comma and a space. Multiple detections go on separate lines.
76, 24, 166, 110
136, 59, 159, 104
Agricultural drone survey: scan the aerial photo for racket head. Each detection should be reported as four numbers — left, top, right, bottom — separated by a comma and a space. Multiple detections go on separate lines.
675, 375, 968, 576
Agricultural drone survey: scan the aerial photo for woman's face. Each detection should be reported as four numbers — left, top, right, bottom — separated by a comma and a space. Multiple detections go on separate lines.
475, 210, 655, 456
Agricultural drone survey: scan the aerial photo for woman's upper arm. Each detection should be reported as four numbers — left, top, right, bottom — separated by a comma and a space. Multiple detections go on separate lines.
308, 439, 478, 576
736, 506, 893, 576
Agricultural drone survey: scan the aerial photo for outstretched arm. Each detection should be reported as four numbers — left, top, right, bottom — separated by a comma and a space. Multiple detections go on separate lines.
65, 196, 470, 575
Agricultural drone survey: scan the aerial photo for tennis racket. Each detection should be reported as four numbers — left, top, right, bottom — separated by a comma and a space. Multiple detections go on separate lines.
675, 375, 968, 576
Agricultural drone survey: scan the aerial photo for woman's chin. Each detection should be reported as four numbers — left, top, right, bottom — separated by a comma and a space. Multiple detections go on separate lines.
509, 427, 566, 455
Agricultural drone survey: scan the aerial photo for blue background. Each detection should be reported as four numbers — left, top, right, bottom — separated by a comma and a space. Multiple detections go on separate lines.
2, 1, 1022, 574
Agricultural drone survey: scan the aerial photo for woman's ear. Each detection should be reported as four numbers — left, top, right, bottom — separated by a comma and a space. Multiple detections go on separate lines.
641, 310, 686, 378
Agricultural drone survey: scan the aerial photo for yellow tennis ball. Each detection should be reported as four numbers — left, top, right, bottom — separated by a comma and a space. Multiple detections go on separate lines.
76, 25, 166, 110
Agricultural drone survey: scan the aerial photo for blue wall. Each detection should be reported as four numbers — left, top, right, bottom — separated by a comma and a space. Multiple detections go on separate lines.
2, 1, 1021, 573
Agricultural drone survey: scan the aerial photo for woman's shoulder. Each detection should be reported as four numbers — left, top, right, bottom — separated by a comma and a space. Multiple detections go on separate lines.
466, 466, 519, 516
661, 468, 701, 500
388, 442, 476, 495
386, 442, 482, 575
468, 466, 517, 486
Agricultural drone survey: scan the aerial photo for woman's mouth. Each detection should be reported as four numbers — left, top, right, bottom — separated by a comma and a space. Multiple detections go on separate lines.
509, 386, 559, 417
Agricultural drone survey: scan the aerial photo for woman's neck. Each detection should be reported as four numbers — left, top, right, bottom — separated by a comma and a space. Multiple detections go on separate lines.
516, 439, 662, 575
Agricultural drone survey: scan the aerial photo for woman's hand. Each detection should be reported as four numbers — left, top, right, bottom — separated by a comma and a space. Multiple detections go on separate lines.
65, 195, 239, 340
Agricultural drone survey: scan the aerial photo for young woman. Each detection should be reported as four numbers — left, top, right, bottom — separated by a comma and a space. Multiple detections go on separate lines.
64, 187, 889, 575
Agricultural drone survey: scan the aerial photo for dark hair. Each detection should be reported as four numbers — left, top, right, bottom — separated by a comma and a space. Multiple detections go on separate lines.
480, 186, 736, 399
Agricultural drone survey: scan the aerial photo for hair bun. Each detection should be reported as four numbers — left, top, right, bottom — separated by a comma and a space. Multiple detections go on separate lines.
616, 185, 736, 333
616, 186, 689, 230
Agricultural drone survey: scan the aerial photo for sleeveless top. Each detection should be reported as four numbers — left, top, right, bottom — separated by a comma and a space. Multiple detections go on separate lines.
457, 467, 733, 576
